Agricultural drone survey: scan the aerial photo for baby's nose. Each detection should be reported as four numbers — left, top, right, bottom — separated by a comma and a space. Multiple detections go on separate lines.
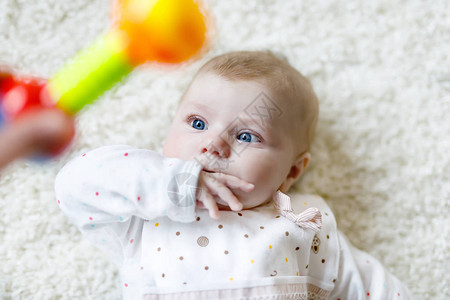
202, 137, 231, 158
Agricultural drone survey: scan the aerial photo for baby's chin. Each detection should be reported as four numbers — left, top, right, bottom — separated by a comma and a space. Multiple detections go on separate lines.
215, 193, 272, 211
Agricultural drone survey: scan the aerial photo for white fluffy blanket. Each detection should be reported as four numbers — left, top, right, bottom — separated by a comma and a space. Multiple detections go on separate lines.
0, 0, 448, 299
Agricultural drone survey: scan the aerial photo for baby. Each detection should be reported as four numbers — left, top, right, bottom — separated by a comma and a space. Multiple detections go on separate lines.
55, 51, 412, 299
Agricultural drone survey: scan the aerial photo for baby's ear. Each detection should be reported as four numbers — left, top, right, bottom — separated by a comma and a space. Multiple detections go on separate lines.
278, 152, 311, 193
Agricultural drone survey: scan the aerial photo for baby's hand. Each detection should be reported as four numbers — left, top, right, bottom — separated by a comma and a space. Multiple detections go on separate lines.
196, 170, 254, 219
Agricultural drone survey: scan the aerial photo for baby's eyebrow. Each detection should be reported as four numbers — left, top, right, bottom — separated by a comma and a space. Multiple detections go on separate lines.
230, 117, 274, 136
186, 102, 213, 114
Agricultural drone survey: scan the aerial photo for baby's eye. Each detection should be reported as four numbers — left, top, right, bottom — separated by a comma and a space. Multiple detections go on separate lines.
237, 132, 261, 143
190, 118, 206, 130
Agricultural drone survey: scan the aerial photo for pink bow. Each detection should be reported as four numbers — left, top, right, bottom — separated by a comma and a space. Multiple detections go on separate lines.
273, 191, 322, 233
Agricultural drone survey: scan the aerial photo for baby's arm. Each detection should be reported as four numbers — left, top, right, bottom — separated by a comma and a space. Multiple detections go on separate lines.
55, 145, 253, 264
54, 145, 203, 264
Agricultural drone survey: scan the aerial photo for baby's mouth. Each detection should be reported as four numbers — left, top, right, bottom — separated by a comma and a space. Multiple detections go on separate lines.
197, 155, 231, 174
202, 168, 231, 177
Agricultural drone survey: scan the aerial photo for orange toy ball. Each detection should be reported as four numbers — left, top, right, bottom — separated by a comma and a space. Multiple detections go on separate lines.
118, 0, 207, 65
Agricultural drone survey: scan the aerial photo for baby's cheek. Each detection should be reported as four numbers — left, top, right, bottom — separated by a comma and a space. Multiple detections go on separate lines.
164, 137, 186, 159
250, 157, 281, 185
162, 138, 178, 157
235, 183, 275, 209
238, 163, 280, 207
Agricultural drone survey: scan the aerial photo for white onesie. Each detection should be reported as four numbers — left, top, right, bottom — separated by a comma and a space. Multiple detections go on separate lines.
55, 145, 412, 299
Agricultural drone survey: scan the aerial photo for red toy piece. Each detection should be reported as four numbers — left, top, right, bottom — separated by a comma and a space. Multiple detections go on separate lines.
0, 73, 53, 124
0, 72, 74, 157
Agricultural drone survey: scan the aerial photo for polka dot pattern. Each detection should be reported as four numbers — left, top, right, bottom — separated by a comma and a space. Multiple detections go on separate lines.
84, 187, 338, 293
57, 146, 374, 299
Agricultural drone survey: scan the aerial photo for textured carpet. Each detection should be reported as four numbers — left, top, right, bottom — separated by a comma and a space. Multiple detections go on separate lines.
0, 0, 448, 299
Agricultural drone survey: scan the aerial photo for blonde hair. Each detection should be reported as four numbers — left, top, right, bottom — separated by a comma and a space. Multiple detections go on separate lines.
193, 51, 319, 154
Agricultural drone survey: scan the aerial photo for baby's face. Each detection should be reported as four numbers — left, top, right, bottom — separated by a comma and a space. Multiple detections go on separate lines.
163, 72, 296, 209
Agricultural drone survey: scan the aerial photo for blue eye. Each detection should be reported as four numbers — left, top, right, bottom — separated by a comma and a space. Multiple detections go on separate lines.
191, 118, 206, 130
237, 132, 261, 143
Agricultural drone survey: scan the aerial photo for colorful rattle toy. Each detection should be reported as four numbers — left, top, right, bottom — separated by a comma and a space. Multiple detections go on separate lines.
0, 0, 208, 155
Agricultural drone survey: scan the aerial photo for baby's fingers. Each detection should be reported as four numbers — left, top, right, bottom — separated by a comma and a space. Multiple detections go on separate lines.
197, 188, 219, 219
209, 172, 254, 192
204, 175, 243, 211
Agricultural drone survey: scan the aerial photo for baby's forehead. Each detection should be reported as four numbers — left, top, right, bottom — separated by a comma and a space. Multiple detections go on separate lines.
185, 73, 290, 119
186, 72, 284, 107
